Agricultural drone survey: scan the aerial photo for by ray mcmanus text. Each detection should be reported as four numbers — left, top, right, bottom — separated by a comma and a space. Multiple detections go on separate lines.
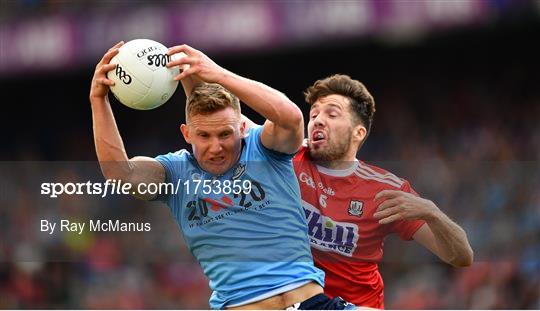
41, 219, 151, 235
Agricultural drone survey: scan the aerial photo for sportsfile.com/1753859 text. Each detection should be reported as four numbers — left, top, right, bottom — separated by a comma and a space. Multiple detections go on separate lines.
40, 179, 253, 198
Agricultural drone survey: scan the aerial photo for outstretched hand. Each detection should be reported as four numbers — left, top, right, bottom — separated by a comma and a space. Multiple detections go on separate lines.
166, 44, 228, 84
373, 190, 439, 224
89, 41, 124, 101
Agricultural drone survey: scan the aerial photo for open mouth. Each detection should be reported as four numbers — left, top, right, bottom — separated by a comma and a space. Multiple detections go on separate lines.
311, 130, 327, 144
208, 157, 226, 165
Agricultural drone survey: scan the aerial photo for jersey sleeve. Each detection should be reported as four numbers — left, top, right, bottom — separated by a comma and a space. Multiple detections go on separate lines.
154, 149, 190, 202
248, 125, 296, 162
389, 180, 426, 240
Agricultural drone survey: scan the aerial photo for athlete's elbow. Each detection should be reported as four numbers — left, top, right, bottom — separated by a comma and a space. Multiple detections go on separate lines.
450, 247, 474, 267
289, 103, 303, 123
462, 247, 474, 267
281, 102, 303, 130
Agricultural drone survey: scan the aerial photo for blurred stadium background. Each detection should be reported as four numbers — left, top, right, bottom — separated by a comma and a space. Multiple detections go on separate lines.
1, 0, 539, 309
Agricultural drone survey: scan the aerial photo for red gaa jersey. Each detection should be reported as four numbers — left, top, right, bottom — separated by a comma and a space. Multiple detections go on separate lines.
293, 146, 425, 308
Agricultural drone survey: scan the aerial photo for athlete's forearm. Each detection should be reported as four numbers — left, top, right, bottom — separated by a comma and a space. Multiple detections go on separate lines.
218, 71, 303, 130
91, 97, 165, 200
90, 96, 133, 180
425, 210, 474, 267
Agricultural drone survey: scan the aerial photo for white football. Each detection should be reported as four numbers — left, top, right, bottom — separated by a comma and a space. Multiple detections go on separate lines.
107, 39, 180, 110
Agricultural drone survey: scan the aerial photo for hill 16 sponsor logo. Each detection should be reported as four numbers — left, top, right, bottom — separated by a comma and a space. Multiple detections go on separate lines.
302, 200, 358, 257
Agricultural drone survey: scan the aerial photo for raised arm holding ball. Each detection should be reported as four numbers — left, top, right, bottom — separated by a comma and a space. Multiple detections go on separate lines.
89, 40, 166, 201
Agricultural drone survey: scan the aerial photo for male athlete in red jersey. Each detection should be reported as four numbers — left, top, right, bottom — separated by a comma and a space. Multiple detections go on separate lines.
293, 74, 474, 308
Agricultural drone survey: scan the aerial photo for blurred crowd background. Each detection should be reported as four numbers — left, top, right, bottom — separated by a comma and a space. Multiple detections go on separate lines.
1, 0, 539, 309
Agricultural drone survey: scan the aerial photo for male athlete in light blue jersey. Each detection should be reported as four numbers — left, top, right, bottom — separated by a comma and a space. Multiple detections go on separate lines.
90, 42, 356, 309
156, 124, 323, 308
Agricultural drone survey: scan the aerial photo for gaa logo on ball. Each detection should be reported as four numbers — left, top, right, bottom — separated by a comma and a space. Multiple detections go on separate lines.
107, 39, 180, 110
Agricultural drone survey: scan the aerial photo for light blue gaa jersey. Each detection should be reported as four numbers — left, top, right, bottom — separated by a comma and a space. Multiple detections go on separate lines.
155, 126, 324, 309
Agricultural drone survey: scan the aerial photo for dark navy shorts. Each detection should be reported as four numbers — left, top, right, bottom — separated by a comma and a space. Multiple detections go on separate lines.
289, 293, 356, 310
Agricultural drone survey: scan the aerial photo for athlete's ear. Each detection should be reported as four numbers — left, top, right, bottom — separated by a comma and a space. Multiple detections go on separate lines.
180, 124, 191, 144
352, 124, 367, 145
239, 120, 246, 138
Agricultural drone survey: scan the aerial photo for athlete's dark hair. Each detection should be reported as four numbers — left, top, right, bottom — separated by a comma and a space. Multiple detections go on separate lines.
304, 74, 376, 139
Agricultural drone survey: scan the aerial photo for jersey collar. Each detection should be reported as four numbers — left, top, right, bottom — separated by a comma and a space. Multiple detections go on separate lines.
315, 159, 359, 177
